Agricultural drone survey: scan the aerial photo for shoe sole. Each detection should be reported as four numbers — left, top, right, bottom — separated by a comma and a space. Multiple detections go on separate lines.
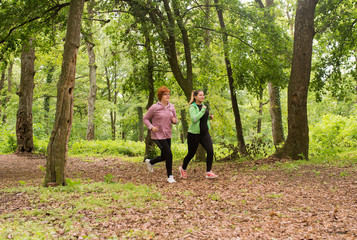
205, 176, 218, 178
145, 160, 154, 173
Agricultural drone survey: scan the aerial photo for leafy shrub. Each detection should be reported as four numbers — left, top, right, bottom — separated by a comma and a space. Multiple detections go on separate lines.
69, 139, 145, 156
33, 137, 49, 154
0, 127, 17, 153
310, 114, 357, 156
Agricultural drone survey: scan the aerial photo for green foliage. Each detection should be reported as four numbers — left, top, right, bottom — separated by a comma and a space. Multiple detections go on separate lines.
104, 174, 115, 184
0, 127, 16, 153
69, 139, 146, 157
310, 114, 357, 157
33, 137, 49, 154
65, 178, 82, 188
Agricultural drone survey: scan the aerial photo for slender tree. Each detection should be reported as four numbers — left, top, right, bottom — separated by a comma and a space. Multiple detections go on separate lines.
274, 0, 319, 160
85, 0, 98, 140
215, 0, 248, 156
44, 65, 55, 134
44, 0, 85, 187
268, 82, 285, 146
2, 60, 13, 124
255, 0, 285, 147
0, 65, 5, 119
16, 40, 35, 153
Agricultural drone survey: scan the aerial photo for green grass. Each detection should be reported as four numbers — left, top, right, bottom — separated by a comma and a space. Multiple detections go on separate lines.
0, 182, 163, 239
253, 150, 357, 172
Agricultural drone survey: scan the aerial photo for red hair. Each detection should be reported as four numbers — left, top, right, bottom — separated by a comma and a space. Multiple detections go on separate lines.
157, 86, 170, 101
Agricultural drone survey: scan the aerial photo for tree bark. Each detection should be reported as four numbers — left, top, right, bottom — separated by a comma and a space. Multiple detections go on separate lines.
143, 23, 156, 159
86, 0, 97, 140
16, 40, 35, 153
257, 87, 263, 135
0, 66, 5, 119
215, 0, 248, 156
273, 0, 318, 160
44, 0, 85, 187
2, 60, 13, 124
44, 65, 55, 135
180, 108, 188, 143
104, 64, 117, 140
268, 82, 285, 146
137, 106, 144, 141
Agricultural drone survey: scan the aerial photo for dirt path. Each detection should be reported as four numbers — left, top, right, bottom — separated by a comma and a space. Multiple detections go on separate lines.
1, 154, 357, 239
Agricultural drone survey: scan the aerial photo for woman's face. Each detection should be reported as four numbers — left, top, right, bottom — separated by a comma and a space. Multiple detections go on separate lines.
195, 91, 205, 103
161, 92, 170, 103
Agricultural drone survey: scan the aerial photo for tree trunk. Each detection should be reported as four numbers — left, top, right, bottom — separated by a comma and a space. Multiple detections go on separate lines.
44, 0, 85, 187
2, 60, 13, 124
104, 64, 117, 140
256, 0, 285, 147
44, 65, 55, 135
257, 87, 263, 135
137, 106, 144, 141
143, 23, 156, 159
204, 0, 211, 47
86, 0, 97, 140
215, 0, 248, 156
16, 40, 35, 153
268, 82, 285, 146
273, 0, 318, 160
0, 66, 5, 119
180, 108, 188, 143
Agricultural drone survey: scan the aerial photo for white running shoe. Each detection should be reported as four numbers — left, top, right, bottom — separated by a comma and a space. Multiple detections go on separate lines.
205, 170, 218, 178
145, 159, 154, 173
167, 175, 176, 183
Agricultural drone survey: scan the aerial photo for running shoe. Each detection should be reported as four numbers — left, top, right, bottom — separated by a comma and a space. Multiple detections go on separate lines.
205, 170, 218, 178
179, 166, 187, 179
167, 175, 176, 183
144, 159, 154, 173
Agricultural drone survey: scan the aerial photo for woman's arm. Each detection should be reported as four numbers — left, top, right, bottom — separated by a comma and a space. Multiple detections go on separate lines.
189, 105, 206, 123
143, 104, 156, 130
171, 104, 178, 124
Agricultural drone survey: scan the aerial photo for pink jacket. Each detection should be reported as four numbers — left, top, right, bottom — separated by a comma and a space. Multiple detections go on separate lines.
143, 102, 177, 139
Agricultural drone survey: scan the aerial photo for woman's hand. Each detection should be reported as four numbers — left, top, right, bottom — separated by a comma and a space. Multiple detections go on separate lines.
210, 115, 213, 120
172, 117, 178, 124
151, 126, 159, 132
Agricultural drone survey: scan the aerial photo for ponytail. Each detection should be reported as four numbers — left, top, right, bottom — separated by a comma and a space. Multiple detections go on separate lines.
188, 90, 202, 105
188, 91, 195, 105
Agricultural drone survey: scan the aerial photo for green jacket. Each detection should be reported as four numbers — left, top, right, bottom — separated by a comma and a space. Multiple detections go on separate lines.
188, 102, 211, 134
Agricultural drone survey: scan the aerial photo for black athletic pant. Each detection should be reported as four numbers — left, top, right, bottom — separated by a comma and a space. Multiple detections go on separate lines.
182, 132, 214, 172
151, 139, 172, 177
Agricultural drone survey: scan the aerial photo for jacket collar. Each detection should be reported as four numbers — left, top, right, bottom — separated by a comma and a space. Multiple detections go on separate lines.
192, 102, 205, 107
158, 101, 170, 109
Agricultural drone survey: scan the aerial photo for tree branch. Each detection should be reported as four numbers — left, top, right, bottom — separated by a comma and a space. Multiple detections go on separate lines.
0, 0, 89, 44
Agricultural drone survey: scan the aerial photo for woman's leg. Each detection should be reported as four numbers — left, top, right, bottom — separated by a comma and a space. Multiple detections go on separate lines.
152, 139, 172, 177
182, 133, 200, 170
199, 132, 214, 172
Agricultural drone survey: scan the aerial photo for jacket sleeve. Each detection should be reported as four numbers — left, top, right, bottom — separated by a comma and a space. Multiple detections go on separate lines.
189, 105, 206, 123
171, 104, 178, 124
143, 104, 156, 130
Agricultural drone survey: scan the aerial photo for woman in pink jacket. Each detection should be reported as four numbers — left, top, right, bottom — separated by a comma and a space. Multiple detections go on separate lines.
143, 86, 178, 183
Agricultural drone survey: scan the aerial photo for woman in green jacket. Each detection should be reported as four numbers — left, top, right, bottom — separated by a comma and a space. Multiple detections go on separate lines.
179, 90, 218, 179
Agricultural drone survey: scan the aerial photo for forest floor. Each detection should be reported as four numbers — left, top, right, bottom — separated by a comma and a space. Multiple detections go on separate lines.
1, 153, 357, 239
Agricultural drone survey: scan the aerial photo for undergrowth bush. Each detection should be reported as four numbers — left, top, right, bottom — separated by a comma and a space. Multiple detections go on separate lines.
0, 127, 16, 153
310, 114, 357, 157
69, 139, 145, 156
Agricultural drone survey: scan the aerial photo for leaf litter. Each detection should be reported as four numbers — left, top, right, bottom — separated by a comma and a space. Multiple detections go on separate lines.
0, 154, 357, 239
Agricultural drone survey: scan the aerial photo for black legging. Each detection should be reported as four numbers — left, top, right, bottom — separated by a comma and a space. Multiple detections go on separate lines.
151, 139, 172, 177
182, 132, 214, 172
